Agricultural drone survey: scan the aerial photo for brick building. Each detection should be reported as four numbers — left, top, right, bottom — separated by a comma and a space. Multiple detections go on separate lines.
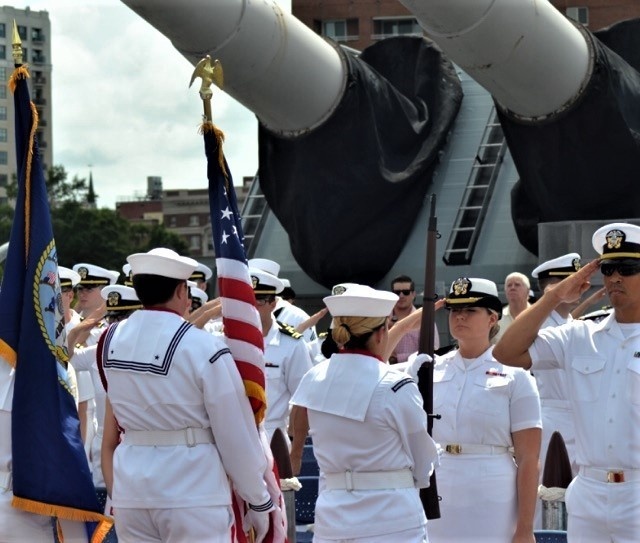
293, 0, 640, 51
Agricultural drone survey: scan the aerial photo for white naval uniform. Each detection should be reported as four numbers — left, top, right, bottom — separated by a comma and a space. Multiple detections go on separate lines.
0, 362, 53, 542
101, 309, 272, 541
530, 314, 640, 542
65, 312, 97, 465
408, 346, 541, 542
263, 317, 313, 441
533, 311, 577, 530
291, 351, 438, 542
536, 311, 577, 475
69, 344, 105, 488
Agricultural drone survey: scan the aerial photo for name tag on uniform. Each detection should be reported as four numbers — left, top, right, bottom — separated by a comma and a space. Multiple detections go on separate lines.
266, 362, 280, 368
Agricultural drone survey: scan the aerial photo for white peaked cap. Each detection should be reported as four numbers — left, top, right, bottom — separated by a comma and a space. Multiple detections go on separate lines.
58, 266, 81, 287
592, 222, 640, 260
72, 263, 120, 285
248, 267, 285, 294
190, 286, 209, 304
532, 253, 581, 278
248, 258, 280, 277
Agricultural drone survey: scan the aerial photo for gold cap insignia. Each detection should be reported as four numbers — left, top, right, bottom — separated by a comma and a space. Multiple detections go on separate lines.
77, 267, 88, 279
453, 278, 470, 296
107, 292, 121, 307
606, 229, 624, 250
251, 275, 258, 289
332, 285, 347, 295
572, 258, 581, 271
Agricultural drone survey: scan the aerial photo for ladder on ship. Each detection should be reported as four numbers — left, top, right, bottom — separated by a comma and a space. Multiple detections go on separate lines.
442, 107, 507, 265
240, 173, 270, 258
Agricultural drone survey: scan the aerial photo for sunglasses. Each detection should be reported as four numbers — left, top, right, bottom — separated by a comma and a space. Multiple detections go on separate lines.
600, 261, 640, 277
393, 289, 414, 296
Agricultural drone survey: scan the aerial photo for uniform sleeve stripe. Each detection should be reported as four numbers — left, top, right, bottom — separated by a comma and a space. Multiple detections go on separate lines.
249, 499, 274, 512
209, 347, 231, 364
391, 377, 415, 393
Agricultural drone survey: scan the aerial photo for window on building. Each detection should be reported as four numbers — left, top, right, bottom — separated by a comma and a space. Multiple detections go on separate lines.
190, 235, 201, 249
169, 216, 177, 227
17, 26, 26, 40
0, 129, 7, 143
0, 174, 7, 187
0, 86, 7, 100
0, 106, 6, 120
0, 68, 6, 82
0, 46, 5, 60
319, 19, 358, 42
32, 28, 44, 42
566, 7, 589, 25
372, 17, 422, 39
0, 23, 5, 39
189, 215, 200, 226
32, 49, 45, 64
0, 152, 7, 165
323, 20, 347, 41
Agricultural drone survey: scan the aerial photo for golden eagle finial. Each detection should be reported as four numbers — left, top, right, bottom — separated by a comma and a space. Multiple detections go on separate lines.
189, 56, 223, 123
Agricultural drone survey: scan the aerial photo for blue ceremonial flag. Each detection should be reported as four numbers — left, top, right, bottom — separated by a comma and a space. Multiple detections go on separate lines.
0, 66, 111, 541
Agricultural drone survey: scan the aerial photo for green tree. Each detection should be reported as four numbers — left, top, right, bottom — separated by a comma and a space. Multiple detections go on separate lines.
52, 202, 190, 271
6, 164, 91, 206
0, 204, 14, 244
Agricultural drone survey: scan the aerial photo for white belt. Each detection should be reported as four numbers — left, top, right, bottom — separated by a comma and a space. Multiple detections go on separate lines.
324, 469, 414, 491
122, 427, 215, 447
541, 399, 571, 410
580, 466, 640, 484
0, 470, 11, 491
444, 443, 511, 455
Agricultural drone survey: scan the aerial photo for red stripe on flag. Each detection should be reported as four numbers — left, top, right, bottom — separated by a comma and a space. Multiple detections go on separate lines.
219, 276, 256, 305
224, 319, 264, 351
236, 360, 266, 384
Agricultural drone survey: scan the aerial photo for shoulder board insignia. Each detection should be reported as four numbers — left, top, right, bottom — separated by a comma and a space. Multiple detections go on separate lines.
318, 331, 328, 339
391, 377, 415, 393
277, 321, 303, 339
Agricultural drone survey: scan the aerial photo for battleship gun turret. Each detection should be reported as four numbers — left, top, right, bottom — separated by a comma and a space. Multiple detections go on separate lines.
121, 0, 640, 286
400, 0, 640, 252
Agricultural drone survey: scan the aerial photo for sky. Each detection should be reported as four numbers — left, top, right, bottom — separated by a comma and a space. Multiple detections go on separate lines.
13, 0, 261, 209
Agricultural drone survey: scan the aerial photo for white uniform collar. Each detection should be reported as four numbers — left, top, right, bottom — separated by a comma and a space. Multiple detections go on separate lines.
291, 352, 391, 421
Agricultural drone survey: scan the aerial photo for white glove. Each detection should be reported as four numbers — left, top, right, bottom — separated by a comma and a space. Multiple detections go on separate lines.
243, 508, 270, 543
406, 352, 433, 379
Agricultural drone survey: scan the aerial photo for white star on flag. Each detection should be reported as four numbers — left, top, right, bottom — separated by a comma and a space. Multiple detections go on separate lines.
221, 207, 233, 220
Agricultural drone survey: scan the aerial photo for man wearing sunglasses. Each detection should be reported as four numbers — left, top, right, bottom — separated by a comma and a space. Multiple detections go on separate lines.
494, 222, 640, 543
388, 275, 439, 364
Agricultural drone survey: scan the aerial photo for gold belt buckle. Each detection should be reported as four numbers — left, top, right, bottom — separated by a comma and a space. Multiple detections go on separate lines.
607, 471, 625, 483
446, 444, 462, 454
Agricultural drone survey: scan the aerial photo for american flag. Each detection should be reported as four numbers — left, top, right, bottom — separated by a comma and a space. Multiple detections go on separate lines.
204, 124, 287, 543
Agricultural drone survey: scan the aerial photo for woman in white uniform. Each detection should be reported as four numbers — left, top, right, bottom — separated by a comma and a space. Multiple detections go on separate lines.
408, 278, 541, 543
291, 283, 439, 543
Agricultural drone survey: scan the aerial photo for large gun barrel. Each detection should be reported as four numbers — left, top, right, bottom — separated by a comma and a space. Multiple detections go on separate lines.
399, 0, 593, 121
122, 0, 346, 136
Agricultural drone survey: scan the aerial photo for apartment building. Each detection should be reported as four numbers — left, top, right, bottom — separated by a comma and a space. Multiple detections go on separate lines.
0, 6, 52, 206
